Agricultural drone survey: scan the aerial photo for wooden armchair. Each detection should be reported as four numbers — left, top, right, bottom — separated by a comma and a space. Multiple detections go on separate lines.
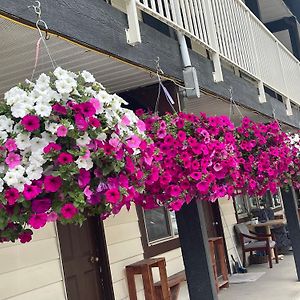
235, 223, 279, 268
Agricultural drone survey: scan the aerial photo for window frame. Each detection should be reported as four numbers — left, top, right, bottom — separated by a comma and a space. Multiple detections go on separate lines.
136, 206, 180, 258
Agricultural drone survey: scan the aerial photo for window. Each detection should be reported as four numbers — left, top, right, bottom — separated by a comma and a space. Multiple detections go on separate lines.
137, 207, 180, 258
234, 189, 283, 222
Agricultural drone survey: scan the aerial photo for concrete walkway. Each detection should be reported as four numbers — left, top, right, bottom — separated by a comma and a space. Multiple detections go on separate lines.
219, 253, 300, 300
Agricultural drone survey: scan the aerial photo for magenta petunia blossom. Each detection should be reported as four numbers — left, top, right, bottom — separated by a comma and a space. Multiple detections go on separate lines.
56, 153, 73, 165
5, 188, 20, 205
5, 153, 21, 169
31, 198, 51, 213
28, 213, 48, 229
21, 115, 40, 132
61, 203, 78, 219
78, 101, 96, 117
105, 188, 121, 204
78, 169, 91, 188
19, 231, 33, 243
88, 117, 101, 128
44, 176, 62, 192
23, 184, 42, 200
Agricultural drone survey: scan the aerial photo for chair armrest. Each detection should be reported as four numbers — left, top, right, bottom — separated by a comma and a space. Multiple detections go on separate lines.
240, 233, 269, 242
249, 230, 272, 237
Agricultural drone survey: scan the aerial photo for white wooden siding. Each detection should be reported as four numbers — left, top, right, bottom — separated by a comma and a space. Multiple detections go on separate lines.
0, 223, 66, 300
219, 197, 240, 270
104, 206, 186, 300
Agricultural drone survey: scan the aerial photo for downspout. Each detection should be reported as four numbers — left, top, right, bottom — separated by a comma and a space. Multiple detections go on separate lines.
174, 0, 200, 100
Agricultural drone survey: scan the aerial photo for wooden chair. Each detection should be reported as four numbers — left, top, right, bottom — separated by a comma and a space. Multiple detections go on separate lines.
235, 223, 279, 268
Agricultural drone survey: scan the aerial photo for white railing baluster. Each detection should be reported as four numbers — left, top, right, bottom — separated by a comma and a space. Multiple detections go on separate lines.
150, 0, 156, 11
179, 0, 190, 33
162, 0, 171, 20
202, 0, 223, 82
156, 0, 164, 16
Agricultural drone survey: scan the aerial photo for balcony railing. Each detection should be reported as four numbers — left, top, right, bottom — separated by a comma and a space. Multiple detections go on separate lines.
126, 0, 300, 111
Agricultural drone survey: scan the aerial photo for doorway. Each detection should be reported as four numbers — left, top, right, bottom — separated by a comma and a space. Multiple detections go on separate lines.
57, 217, 114, 300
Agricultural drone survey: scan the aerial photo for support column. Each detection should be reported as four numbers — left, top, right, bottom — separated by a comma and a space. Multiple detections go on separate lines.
281, 186, 300, 281
176, 199, 218, 300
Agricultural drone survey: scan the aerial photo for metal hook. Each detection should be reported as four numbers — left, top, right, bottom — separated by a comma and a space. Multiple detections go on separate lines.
28, 1, 42, 20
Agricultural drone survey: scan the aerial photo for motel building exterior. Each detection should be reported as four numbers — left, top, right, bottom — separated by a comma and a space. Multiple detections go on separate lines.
1, 0, 300, 299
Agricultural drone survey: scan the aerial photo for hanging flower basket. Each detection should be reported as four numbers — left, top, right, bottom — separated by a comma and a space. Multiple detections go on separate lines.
0, 68, 152, 243
137, 111, 240, 211
234, 117, 293, 196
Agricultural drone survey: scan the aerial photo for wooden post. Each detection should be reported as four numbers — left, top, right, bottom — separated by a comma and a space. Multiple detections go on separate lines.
281, 186, 300, 281
176, 199, 218, 300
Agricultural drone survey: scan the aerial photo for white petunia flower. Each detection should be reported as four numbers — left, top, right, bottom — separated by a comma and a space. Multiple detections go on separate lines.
97, 132, 107, 141
15, 133, 31, 150
81, 70, 95, 83
4, 86, 27, 105
26, 165, 43, 180
36, 73, 50, 86
97, 90, 112, 104
12, 176, 31, 192
0, 131, 8, 142
0, 116, 14, 132
55, 80, 73, 94
11, 102, 33, 118
30, 137, 48, 154
34, 102, 52, 117
75, 157, 93, 170
0, 178, 4, 192
41, 131, 57, 143
45, 122, 60, 135
13, 165, 25, 176
3, 171, 18, 186
29, 154, 46, 167
76, 132, 91, 147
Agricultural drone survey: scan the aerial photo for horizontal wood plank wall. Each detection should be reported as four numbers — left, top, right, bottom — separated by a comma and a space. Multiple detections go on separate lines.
219, 198, 240, 271
0, 223, 66, 300
104, 206, 186, 300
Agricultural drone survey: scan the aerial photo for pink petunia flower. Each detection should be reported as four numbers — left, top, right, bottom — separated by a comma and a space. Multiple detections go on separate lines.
47, 212, 58, 222
23, 184, 42, 200
89, 117, 101, 128
56, 125, 68, 137
105, 188, 120, 204
127, 135, 141, 149
121, 115, 131, 126
44, 175, 62, 192
52, 103, 67, 115
56, 153, 73, 165
21, 115, 40, 132
61, 203, 78, 219
169, 185, 181, 197
44, 142, 62, 154
74, 113, 89, 131
5, 153, 21, 169
90, 98, 102, 114
28, 213, 48, 229
5, 139, 17, 152
5, 188, 20, 205
137, 120, 146, 132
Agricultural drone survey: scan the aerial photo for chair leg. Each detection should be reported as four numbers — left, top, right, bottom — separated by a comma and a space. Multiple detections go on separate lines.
267, 248, 273, 268
274, 246, 279, 264
242, 251, 246, 267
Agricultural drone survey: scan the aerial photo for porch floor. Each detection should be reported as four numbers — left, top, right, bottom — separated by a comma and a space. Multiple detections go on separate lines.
179, 253, 299, 299
219, 253, 300, 300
